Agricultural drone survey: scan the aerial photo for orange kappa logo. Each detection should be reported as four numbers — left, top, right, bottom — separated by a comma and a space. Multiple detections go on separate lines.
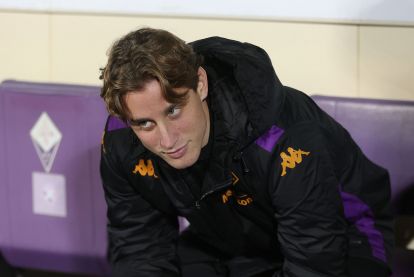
280, 147, 310, 176
132, 159, 158, 178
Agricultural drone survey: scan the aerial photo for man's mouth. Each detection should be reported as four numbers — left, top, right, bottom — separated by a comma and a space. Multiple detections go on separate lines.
164, 143, 188, 159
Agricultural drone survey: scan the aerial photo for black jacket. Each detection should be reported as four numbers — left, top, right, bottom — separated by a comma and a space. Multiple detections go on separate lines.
101, 37, 393, 276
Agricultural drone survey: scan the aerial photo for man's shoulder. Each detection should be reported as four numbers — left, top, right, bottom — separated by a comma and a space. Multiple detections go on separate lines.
102, 116, 146, 163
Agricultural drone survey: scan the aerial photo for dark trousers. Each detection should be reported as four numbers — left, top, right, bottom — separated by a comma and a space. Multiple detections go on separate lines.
177, 229, 390, 277
0, 254, 15, 277
177, 230, 280, 277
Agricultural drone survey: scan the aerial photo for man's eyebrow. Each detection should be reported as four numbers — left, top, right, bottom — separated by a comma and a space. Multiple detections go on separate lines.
127, 104, 178, 125
163, 89, 190, 114
128, 117, 151, 125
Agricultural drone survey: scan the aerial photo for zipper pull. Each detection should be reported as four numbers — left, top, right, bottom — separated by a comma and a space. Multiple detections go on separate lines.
233, 152, 250, 174
240, 156, 250, 174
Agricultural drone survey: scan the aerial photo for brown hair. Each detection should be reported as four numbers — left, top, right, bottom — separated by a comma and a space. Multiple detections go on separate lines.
100, 28, 203, 120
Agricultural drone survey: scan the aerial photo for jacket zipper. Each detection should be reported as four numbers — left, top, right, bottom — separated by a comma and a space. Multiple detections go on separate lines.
195, 179, 232, 209
194, 151, 249, 209
233, 151, 250, 174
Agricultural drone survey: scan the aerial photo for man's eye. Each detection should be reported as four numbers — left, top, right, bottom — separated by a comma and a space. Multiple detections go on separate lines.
138, 121, 154, 129
128, 120, 154, 130
168, 106, 181, 117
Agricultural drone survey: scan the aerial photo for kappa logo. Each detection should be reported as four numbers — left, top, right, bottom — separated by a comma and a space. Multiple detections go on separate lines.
132, 159, 158, 178
280, 147, 310, 176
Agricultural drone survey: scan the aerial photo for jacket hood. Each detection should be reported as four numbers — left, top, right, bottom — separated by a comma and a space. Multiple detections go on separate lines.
104, 37, 286, 175
191, 37, 285, 144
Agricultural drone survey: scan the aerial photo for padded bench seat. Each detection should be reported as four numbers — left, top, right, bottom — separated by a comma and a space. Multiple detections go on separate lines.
312, 95, 414, 277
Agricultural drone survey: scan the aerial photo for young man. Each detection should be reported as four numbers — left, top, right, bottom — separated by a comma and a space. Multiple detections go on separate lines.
100, 28, 393, 276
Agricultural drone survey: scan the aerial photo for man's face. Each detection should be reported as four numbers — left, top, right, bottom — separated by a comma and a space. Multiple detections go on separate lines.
124, 68, 210, 169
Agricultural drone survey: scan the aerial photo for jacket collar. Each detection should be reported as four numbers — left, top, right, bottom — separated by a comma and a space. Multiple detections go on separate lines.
191, 36, 285, 144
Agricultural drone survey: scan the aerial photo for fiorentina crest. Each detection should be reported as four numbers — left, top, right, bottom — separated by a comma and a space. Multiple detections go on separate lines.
30, 112, 62, 173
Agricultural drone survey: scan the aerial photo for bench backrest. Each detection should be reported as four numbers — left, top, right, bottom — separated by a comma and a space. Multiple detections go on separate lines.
0, 80, 110, 275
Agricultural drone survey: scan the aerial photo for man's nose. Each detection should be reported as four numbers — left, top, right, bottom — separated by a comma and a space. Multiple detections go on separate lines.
159, 125, 177, 150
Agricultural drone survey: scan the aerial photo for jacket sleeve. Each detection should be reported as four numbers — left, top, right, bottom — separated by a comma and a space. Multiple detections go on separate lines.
100, 137, 179, 277
269, 123, 392, 277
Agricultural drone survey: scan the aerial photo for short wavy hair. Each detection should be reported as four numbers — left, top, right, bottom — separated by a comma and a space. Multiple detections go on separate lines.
100, 28, 203, 120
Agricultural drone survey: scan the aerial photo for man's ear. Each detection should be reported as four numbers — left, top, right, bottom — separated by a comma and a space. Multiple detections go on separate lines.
197, 67, 208, 101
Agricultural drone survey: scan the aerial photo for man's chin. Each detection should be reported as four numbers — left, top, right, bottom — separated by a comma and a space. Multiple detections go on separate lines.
165, 159, 194, 169
163, 153, 199, 169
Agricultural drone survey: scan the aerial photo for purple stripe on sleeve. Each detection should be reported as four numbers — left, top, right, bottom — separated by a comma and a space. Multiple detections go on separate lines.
107, 116, 128, 131
255, 125, 285, 152
340, 190, 386, 262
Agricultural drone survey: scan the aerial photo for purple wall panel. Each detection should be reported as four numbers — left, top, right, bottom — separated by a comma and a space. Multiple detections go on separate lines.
0, 85, 12, 256
0, 80, 110, 275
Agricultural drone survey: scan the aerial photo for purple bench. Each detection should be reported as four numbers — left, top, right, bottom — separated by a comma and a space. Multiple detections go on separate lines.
0, 80, 110, 276
1, 82, 412, 276
0, 81, 7, 266
312, 95, 414, 277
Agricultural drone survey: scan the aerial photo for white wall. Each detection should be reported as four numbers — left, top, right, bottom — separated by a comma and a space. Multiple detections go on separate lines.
0, 10, 413, 100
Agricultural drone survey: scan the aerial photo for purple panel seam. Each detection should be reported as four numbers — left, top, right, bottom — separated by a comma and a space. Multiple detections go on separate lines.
340, 189, 387, 263
255, 125, 285, 152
